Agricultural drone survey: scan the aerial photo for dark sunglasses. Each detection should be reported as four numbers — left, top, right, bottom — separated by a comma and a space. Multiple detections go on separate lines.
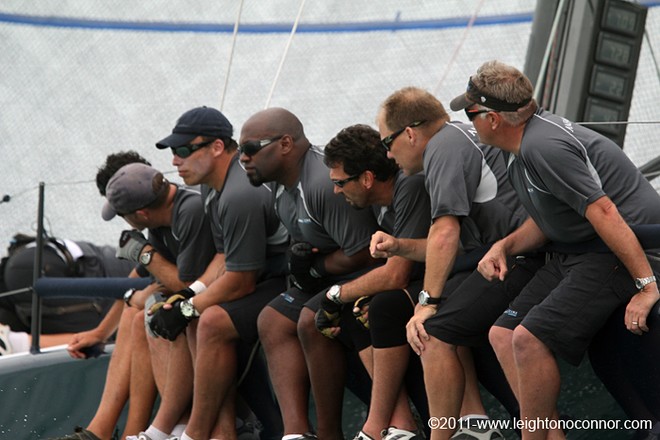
238, 136, 284, 157
170, 139, 214, 158
331, 174, 360, 188
381, 120, 426, 151
465, 108, 497, 121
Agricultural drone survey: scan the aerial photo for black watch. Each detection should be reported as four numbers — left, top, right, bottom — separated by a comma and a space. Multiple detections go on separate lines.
123, 288, 137, 307
418, 290, 442, 306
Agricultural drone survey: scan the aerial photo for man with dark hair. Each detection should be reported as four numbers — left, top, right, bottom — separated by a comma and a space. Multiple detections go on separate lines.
153, 106, 289, 440
51, 158, 217, 440
376, 86, 542, 440
451, 60, 660, 440
322, 124, 431, 440
239, 108, 380, 440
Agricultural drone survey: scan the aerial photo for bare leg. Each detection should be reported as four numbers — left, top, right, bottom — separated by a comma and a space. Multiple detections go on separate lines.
420, 337, 464, 440
512, 326, 564, 440
488, 327, 519, 398
86, 307, 138, 439
150, 333, 193, 435
456, 346, 487, 417
298, 307, 345, 440
361, 345, 416, 438
258, 306, 312, 436
185, 305, 239, 440
123, 311, 158, 437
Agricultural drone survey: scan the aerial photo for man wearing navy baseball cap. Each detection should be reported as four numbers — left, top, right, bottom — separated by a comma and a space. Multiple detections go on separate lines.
156, 106, 233, 153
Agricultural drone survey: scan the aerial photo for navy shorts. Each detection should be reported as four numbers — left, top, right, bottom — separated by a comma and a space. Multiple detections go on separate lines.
425, 254, 545, 347
369, 279, 421, 348
493, 252, 638, 366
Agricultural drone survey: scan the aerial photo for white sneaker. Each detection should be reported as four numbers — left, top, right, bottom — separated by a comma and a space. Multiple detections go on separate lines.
0, 324, 12, 356
381, 427, 421, 440
450, 422, 504, 440
353, 431, 374, 440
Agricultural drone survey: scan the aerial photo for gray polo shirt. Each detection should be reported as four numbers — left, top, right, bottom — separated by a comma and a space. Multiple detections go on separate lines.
273, 146, 379, 256
423, 121, 527, 251
148, 185, 216, 281
372, 171, 431, 239
509, 109, 660, 243
204, 155, 288, 274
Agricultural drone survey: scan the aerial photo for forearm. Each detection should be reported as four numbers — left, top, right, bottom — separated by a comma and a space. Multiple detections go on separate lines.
498, 217, 547, 256
423, 217, 460, 297
391, 238, 427, 262
93, 300, 124, 340
586, 199, 656, 280
338, 256, 413, 302
193, 269, 258, 312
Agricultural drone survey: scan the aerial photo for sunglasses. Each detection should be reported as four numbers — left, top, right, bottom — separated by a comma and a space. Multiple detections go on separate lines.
381, 120, 426, 151
465, 108, 497, 121
331, 173, 361, 188
170, 140, 214, 158
238, 136, 284, 157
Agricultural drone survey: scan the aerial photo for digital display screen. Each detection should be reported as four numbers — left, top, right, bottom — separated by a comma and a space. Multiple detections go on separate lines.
603, 4, 638, 35
590, 67, 628, 102
584, 98, 622, 135
596, 33, 633, 68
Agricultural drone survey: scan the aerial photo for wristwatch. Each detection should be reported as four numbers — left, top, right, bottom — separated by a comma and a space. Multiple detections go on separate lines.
634, 275, 656, 291
123, 288, 136, 307
418, 290, 442, 306
180, 298, 200, 319
139, 249, 157, 266
327, 285, 343, 304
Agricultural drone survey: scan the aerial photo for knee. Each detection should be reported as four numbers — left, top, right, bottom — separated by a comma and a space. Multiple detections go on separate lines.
489, 326, 513, 355
296, 307, 319, 345
511, 326, 538, 359
197, 306, 232, 341
258, 306, 288, 347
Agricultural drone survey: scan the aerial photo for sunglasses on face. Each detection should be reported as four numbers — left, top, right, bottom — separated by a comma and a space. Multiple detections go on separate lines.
381, 120, 426, 151
331, 173, 360, 188
238, 135, 284, 157
170, 139, 214, 158
465, 108, 497, 121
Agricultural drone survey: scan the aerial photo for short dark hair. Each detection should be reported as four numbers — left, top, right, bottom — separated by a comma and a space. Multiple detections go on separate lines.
324, 124, 399, 182
96, 151, 151, 196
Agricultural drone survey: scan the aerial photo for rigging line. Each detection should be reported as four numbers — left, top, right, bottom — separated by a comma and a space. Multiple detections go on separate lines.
264, 0, 307, 109
220, 0, 245, 112
576, 120, 660, 125
533, 0, 569, 102
433, 0, 485, 96
643, 28, 660, 85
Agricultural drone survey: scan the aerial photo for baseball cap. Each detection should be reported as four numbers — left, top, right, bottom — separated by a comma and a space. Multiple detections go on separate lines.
101, 163, 169, 221
156, 106, 233, 149
450, 77, 531, 112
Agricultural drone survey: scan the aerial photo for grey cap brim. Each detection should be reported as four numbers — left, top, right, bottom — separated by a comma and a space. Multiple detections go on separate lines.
101, 200, 117, 221
155, 132, 197, 149
449, 93, 474, 112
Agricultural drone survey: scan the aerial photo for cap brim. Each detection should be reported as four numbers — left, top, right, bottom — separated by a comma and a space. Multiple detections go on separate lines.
155, 132, 197, 149
101, 200, 117, 221
449, 93, 474, 112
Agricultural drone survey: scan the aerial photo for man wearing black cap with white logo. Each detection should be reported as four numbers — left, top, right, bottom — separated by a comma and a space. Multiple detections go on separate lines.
450, 60, 660, 440
376, 87, 545, 440
155, 106, 289, 440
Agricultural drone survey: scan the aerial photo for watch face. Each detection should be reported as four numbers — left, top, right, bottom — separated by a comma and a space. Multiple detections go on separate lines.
140, 250, 153, 266
180, 300, 194, 318
419, 290, 429, 305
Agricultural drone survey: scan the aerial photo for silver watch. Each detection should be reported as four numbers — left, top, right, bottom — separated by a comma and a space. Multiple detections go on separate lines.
180, 298, 200, 319
418, 290, 441, 306
139, 249, 156, 266
634, 275, 656, 291
327, 284, 343, 304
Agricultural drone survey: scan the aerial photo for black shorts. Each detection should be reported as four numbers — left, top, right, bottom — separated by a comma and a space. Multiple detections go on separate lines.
493, 253, 637, 366
425, 254, 545, 347
221, 276, 287, 345
369, 279, 421, 348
